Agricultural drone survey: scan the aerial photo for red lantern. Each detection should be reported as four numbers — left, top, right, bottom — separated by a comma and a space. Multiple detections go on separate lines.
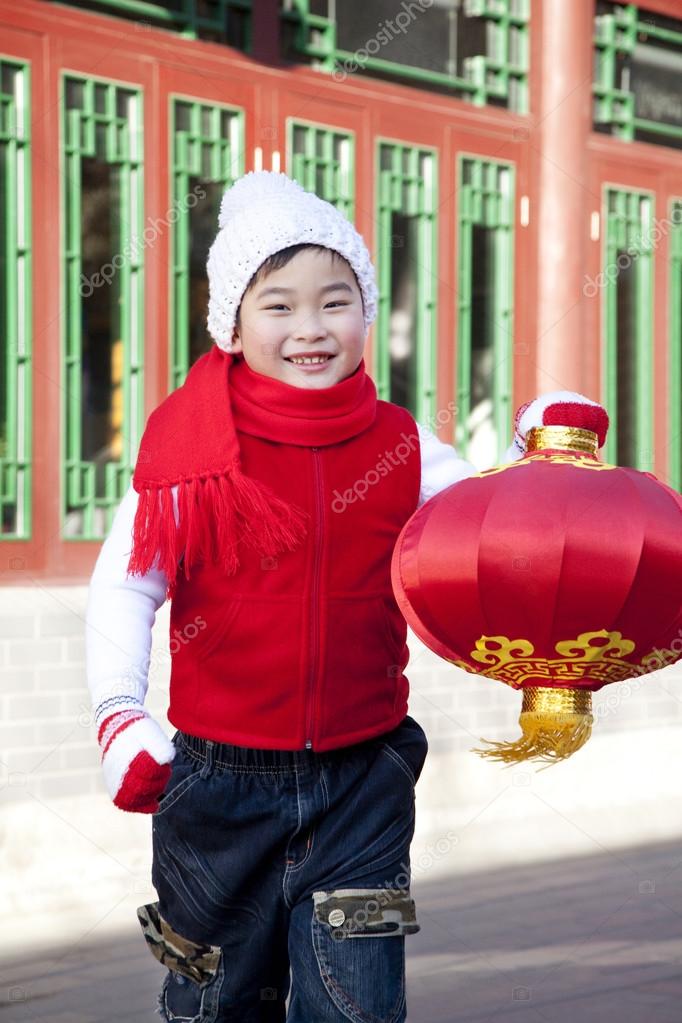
391, 410, 682, 767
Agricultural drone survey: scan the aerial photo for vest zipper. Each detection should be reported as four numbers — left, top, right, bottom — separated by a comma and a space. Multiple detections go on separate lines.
305, 447, 324, 749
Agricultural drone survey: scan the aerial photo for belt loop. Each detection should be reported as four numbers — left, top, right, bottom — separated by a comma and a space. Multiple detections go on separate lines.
200, 739, 216, 779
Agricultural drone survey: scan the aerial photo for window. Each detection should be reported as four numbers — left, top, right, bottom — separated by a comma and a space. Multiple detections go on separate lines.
456, 156, 514, 468
594, 1, 682, 150
281, 0, 529, 113
48, 0, 252, 48
170, 99, 245, 389
0, 59, 31, 539
62, 75, 144, 539
287, 120, 354, 220
375, 142, 437, 423
602, 187, 654, 470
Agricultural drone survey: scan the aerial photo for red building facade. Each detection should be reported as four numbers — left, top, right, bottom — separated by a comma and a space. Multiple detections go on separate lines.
1, 0, 681, 585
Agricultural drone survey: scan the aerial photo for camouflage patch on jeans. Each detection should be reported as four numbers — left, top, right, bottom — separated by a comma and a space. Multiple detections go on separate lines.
137, 900, 221, 985
312, 887, 420, 938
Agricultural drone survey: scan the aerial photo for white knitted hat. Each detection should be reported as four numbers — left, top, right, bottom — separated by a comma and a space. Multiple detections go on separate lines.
206, 170, 378, 352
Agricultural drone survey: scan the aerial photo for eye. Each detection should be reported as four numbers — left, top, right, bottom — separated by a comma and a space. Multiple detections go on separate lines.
264, 301, 348, 310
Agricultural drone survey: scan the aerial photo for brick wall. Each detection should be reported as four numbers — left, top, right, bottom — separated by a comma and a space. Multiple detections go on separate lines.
1, 584, 681, 956
0, 586, 680, 807
0, 586, 173, 805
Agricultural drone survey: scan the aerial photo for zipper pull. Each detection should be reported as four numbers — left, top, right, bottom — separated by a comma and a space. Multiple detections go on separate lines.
305, 739, 313, 749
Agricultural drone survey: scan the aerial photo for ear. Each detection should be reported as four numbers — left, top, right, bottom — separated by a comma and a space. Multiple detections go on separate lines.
229, 326, 243, 354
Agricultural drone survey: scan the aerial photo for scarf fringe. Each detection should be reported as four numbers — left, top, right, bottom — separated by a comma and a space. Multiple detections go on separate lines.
127, 464, 309, 601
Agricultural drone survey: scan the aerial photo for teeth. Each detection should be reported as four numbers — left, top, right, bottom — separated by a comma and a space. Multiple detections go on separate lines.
288, 355, 332, 364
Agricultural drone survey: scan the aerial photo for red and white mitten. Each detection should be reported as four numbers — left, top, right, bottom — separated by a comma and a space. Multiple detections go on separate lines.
502, 390, 609, 463
97, 701, 176, 813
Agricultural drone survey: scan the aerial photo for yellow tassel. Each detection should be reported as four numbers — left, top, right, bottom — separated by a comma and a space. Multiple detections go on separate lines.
471, 687, 593, 769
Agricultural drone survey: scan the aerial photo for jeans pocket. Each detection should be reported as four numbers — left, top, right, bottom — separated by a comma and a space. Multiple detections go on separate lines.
311, 887, 418, 1023
153, 742, 203, 818
137, 901, 224, 1022
379, 716, 429, 787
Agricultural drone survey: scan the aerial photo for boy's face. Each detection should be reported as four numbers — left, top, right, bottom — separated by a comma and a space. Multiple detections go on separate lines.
230, 248, 366, 388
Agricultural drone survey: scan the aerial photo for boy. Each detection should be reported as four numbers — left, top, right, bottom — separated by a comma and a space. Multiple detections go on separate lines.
85, 170, 491, 1021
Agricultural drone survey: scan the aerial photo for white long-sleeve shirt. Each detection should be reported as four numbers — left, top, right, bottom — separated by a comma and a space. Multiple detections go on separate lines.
85, 422, 477, 717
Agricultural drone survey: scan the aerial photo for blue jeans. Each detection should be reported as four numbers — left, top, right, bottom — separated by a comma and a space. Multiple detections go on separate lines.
137, 714, 428, 1022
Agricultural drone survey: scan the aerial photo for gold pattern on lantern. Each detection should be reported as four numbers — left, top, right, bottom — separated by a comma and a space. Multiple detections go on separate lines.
467, 453, 616, 480
445, 630, 670, 689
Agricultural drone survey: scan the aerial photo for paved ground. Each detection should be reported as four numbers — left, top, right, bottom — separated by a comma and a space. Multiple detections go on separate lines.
1, 837, 680, 1022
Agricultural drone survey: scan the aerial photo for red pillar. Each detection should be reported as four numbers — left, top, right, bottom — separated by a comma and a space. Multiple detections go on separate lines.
534, 0, 594, 394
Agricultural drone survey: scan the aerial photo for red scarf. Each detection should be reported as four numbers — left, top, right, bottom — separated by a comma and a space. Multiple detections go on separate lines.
128, 346, 377, 599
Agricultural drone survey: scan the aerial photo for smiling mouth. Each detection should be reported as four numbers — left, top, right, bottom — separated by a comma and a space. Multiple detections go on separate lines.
285, 354, 336, 365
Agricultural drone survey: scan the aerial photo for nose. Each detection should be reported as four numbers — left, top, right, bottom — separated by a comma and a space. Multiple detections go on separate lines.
292, 310, 328, 342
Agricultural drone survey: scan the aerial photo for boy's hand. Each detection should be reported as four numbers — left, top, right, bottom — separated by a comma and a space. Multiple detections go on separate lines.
97, 704, 176, 813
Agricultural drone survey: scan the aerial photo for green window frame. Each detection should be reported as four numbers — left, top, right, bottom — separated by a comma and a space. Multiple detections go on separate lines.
669, 199, 682, 490
594, 2, 682, 149
375, 140, 437, 424
47, 0, 253, 48
0, 57, 31, 540
601, 186, 654, 471
281, 0, 529, 114
169, 96, 245, 390
455, 154, 514, 466
61, 73, 144, 540
286, 119, 354, 220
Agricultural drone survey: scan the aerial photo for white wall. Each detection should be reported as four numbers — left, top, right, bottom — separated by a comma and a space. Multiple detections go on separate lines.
1, 585, 680, 955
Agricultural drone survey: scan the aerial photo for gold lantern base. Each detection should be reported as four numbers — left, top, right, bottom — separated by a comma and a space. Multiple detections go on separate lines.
471, 687, 594, 768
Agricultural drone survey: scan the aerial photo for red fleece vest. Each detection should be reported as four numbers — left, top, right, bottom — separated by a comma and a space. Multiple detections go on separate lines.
166, 400, 421, 751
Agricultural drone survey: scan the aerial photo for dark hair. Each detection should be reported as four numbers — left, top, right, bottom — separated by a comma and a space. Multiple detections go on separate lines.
235, 244, 361, 327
